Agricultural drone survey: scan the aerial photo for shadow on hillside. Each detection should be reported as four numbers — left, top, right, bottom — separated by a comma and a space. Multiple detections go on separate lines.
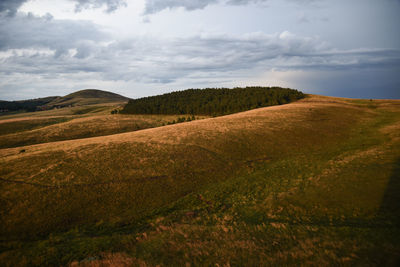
378, 157, 400, 227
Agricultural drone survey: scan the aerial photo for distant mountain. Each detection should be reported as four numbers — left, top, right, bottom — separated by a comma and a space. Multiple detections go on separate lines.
0, 89, 129, 113
0, 96, 59, 113
44, 89, 129, 108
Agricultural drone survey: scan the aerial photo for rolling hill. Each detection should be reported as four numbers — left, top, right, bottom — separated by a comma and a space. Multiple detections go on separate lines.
0, 95, 399, 266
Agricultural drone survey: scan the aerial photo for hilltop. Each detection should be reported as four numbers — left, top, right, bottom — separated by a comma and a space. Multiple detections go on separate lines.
0, 95, 399, 266
0, 89, 129, 113
44, 89, 129, 109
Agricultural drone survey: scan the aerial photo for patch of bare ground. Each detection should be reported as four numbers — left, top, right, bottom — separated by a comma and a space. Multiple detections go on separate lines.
69, 253, 147, 267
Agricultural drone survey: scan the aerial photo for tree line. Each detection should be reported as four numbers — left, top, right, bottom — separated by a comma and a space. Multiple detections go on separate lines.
120, 87, 305, 116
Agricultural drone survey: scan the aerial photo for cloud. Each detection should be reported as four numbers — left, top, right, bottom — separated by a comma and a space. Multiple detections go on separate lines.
0, 0, 127, 16
143, 0, 271, 14
143, 0, 269, 14
0, 0, 27, 16
1, 27, 398, 85
0, 13, 107, 55
143, 0, 322, 14
0, 6, 399, 99
73, 0, 127, 13
144, 0, 218, 14
226, 0, 268, 5
1, 30, 399, 99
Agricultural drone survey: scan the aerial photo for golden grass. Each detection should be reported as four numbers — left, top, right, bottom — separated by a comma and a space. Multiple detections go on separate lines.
0, 102, 124, 121
0, 109, 205, 149
1, 95, 399, 266
0, 95, 377, 157
69, 253, 146, 267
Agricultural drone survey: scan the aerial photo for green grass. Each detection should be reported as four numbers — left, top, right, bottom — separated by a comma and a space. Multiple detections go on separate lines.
0, 97, 399, 266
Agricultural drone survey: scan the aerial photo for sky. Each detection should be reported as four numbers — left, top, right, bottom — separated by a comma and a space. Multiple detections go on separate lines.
0, 0, 399, 100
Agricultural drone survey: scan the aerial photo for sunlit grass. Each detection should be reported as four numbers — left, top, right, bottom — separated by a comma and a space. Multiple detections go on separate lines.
0, 96, 399, 266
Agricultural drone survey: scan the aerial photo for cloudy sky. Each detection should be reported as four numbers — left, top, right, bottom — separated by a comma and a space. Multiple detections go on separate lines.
0, 0, 399, 100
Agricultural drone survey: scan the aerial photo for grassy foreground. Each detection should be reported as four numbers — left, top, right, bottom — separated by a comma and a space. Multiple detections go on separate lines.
0, 95, 399, 266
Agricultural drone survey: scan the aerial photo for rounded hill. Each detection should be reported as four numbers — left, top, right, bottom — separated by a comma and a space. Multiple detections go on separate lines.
65, 89, 128, 100
46, 89, 129, 108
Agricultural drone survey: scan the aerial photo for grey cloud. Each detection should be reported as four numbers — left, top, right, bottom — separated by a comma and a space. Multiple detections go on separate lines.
144, 0, 218, 14
1, 31, 399, 99
73, 0, 127, 13
2, 31, 398, 85
226, 0, 268, 5
0, 13, 107, 54
0, 0, 126, 16
143, 0, 268, 14
0, 0, 27, 16
144, 0, 321, 14
166, 35, 400, 74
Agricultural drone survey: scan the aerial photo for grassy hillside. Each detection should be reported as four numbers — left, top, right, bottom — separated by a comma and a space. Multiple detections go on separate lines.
0, 102, 123, 120
0, 105, 206, 149
0, 95, 399, 266
121, 87, 304, 116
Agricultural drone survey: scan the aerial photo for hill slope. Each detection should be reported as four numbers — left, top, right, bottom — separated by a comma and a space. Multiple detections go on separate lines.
0, 95, 399, 266
0, 113, 207, 149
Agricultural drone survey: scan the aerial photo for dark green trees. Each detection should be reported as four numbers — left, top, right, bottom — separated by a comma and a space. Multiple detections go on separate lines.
121, 87, 305, 116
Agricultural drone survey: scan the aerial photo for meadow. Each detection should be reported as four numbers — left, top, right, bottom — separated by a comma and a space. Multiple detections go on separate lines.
0, 95, 399, 266
0, 103, 206, 149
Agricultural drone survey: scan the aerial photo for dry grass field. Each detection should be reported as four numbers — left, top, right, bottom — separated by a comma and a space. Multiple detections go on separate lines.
0, 103, 206, 149
0, 95, 399, 266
